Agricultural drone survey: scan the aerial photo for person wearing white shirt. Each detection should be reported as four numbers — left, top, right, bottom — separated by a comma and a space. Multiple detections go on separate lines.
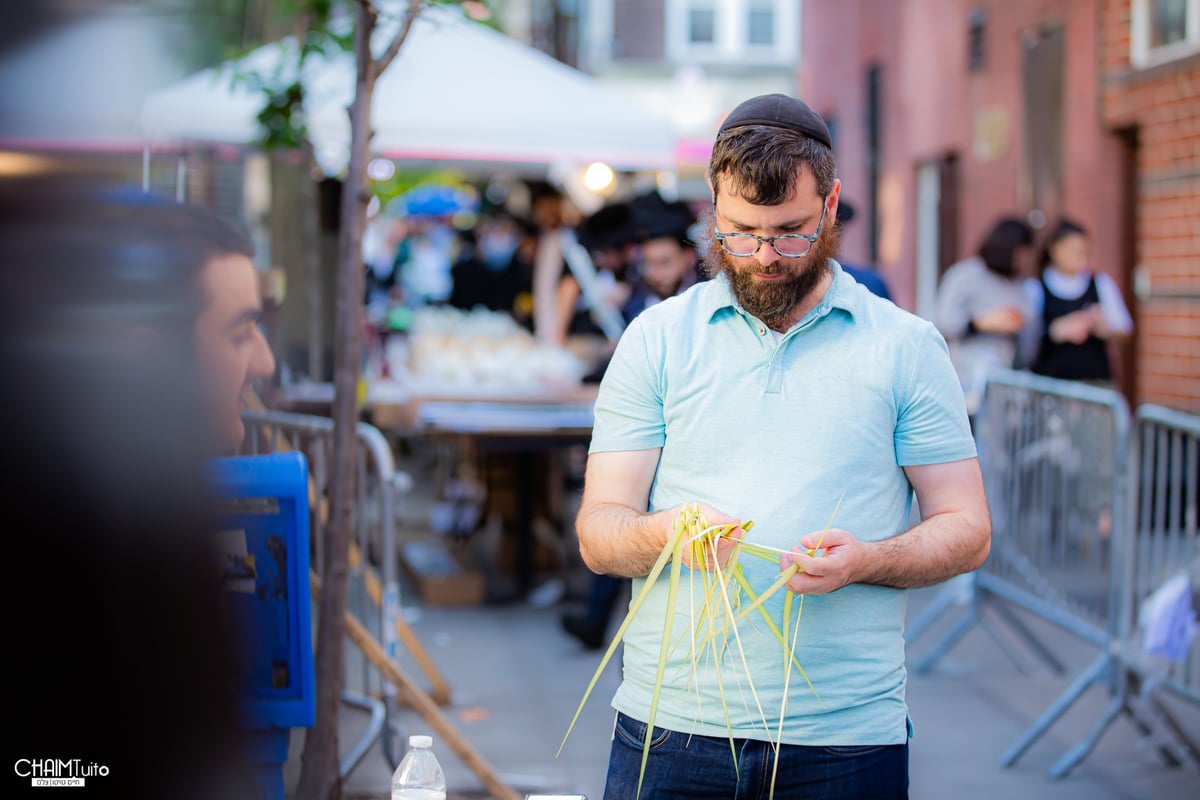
1023, 218, 1133, 383
934, 217, 1035, 417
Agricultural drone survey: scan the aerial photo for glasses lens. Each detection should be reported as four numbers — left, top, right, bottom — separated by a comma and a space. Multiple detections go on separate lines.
773, 237, 813, 258
722, 234, 759, 256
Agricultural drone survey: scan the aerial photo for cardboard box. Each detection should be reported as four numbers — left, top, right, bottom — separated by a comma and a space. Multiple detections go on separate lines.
400, 538, 486, 606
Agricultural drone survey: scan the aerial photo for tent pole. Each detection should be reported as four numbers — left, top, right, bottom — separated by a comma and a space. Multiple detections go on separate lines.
175, 154, 187, 202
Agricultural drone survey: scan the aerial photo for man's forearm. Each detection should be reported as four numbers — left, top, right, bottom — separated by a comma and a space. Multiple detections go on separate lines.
858, 510, 991, 589
576, 502, 673, 578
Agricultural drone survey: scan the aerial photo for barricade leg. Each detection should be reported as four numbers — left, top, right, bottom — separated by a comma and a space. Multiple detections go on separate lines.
1000, 651, 1112, 768
1047, 684, 1127, 779
340, 690, 388, 778
988, 598, 1067, 675
1129, 678, 1200, 769
905, 572, 975, 645
914, 602, 981, 675
979, 614, 1034, 675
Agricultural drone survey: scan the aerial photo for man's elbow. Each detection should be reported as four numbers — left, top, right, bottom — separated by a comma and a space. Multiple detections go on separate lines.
967, 511, 992, 571
574, 507, 605, 575
577, 539, 605, 576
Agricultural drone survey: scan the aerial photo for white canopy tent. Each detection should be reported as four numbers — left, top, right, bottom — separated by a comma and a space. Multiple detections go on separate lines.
138, 5, 677, 176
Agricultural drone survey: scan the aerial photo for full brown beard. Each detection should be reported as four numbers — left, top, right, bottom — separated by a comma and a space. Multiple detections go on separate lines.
701, 212, 842, 331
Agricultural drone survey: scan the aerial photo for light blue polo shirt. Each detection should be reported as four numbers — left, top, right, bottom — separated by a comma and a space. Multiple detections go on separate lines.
590, 261, 976, 745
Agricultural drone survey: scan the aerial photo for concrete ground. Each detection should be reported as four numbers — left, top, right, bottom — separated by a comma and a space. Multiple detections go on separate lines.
283, 579, 1199, 800
282, 442, 1198, 799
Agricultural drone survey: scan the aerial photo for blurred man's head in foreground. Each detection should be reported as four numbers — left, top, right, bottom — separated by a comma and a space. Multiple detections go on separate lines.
184, 210, 276, 449
1, 175, 258, 799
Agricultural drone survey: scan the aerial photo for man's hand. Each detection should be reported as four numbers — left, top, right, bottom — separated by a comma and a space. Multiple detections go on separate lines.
676, 502, 745, 573
779, 528, 869, 595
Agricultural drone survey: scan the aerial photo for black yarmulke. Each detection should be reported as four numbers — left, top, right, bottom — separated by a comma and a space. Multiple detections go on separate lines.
717, 93, 833, 150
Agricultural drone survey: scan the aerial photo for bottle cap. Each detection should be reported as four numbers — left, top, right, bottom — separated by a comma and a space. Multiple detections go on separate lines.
409, 735, 433, 749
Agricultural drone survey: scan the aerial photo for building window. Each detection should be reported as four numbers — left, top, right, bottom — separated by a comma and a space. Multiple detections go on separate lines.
1152, 0, 1190, 46
688, 5, 716, 44
1132, 0, 1200, 67
967, 9, 986, 72
665, 0, 797, 64
747, 3, 774, 46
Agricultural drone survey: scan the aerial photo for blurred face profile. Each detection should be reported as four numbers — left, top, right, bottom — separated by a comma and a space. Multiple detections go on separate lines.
641, 238, 694, 298
194, 254, 275, 448
1049, 233, 1089, 275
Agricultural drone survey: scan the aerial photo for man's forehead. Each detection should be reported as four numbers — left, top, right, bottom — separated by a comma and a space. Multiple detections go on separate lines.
198, 253, 260, 306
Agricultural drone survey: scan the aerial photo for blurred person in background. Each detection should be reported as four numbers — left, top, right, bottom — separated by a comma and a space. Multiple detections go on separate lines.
448, 227, 489, 311
561, 192, 703, 650
448, 212, 533, 317
529, 180, 576, 343
555, 199, 637, 343
498, 215, 541, 330
1, 178, 262, 800
1025, 218, 1133, 385
396, 216, 455, 307
833, 200, 892, 301
619, 191, 705, 321
934, 217, 1035, 417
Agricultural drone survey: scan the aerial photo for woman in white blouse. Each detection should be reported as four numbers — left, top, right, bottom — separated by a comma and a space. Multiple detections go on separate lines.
1024, 219, 1134, 384
934, 217, 1035, 416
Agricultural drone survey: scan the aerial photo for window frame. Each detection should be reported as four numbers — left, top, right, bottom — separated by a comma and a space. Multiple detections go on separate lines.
665, 0, 798, 64
686, 3, 718, 47
1131, 0, 1200, 68
746, 2, 776, 47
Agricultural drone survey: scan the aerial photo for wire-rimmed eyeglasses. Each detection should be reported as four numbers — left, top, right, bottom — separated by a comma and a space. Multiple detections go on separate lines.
712, 200, 828, 258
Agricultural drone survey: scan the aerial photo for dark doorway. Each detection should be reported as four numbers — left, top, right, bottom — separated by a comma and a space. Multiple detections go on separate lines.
937, 152, 961, 280
1114, 126, 1140, 407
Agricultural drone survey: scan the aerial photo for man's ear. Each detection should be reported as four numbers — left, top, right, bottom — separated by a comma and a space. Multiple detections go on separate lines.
706, 176, 715, 204
827, 178, 842, 218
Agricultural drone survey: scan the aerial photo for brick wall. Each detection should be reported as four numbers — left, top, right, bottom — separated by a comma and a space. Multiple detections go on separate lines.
801, 0, 1116, 303
802, 0, 1200, 412
1101, 0, 1200, 412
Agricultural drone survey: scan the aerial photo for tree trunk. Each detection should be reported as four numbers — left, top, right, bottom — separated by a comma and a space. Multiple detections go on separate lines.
302, 143, 324, 381
294, 3, 379, 798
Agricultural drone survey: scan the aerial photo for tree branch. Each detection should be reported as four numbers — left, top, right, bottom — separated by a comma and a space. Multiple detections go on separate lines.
374, 0, 425, 78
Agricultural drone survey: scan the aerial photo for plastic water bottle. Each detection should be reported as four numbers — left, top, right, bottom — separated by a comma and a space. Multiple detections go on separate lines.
391, 734, 447, 800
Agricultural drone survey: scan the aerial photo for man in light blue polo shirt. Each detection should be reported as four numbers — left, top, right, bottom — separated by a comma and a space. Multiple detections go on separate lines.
575, 94, 991, 800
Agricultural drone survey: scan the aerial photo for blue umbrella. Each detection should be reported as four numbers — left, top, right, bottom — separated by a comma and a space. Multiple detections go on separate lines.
393, 184, 479, 217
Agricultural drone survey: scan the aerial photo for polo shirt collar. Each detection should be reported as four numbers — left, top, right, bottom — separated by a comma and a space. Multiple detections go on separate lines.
703, 258, 860, 326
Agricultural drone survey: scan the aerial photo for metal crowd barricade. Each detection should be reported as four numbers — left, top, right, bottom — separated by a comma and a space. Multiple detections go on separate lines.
241, 408, 433, 777
1107, 405, 1200, 765
910, 370, 1132, 776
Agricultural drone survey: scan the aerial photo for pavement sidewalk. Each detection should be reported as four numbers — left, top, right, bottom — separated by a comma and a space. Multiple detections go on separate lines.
284, 581, 1199, 799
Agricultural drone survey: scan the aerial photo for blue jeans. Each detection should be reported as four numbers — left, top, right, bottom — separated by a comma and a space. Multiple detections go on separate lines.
603, 712, 908, 800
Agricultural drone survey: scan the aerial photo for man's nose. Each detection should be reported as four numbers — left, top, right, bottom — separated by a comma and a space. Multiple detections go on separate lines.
755, 241, 779, 267
250, 327, 276, 378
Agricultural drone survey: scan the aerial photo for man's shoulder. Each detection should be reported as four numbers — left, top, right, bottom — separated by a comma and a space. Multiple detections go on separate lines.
845, 283, 940, 342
